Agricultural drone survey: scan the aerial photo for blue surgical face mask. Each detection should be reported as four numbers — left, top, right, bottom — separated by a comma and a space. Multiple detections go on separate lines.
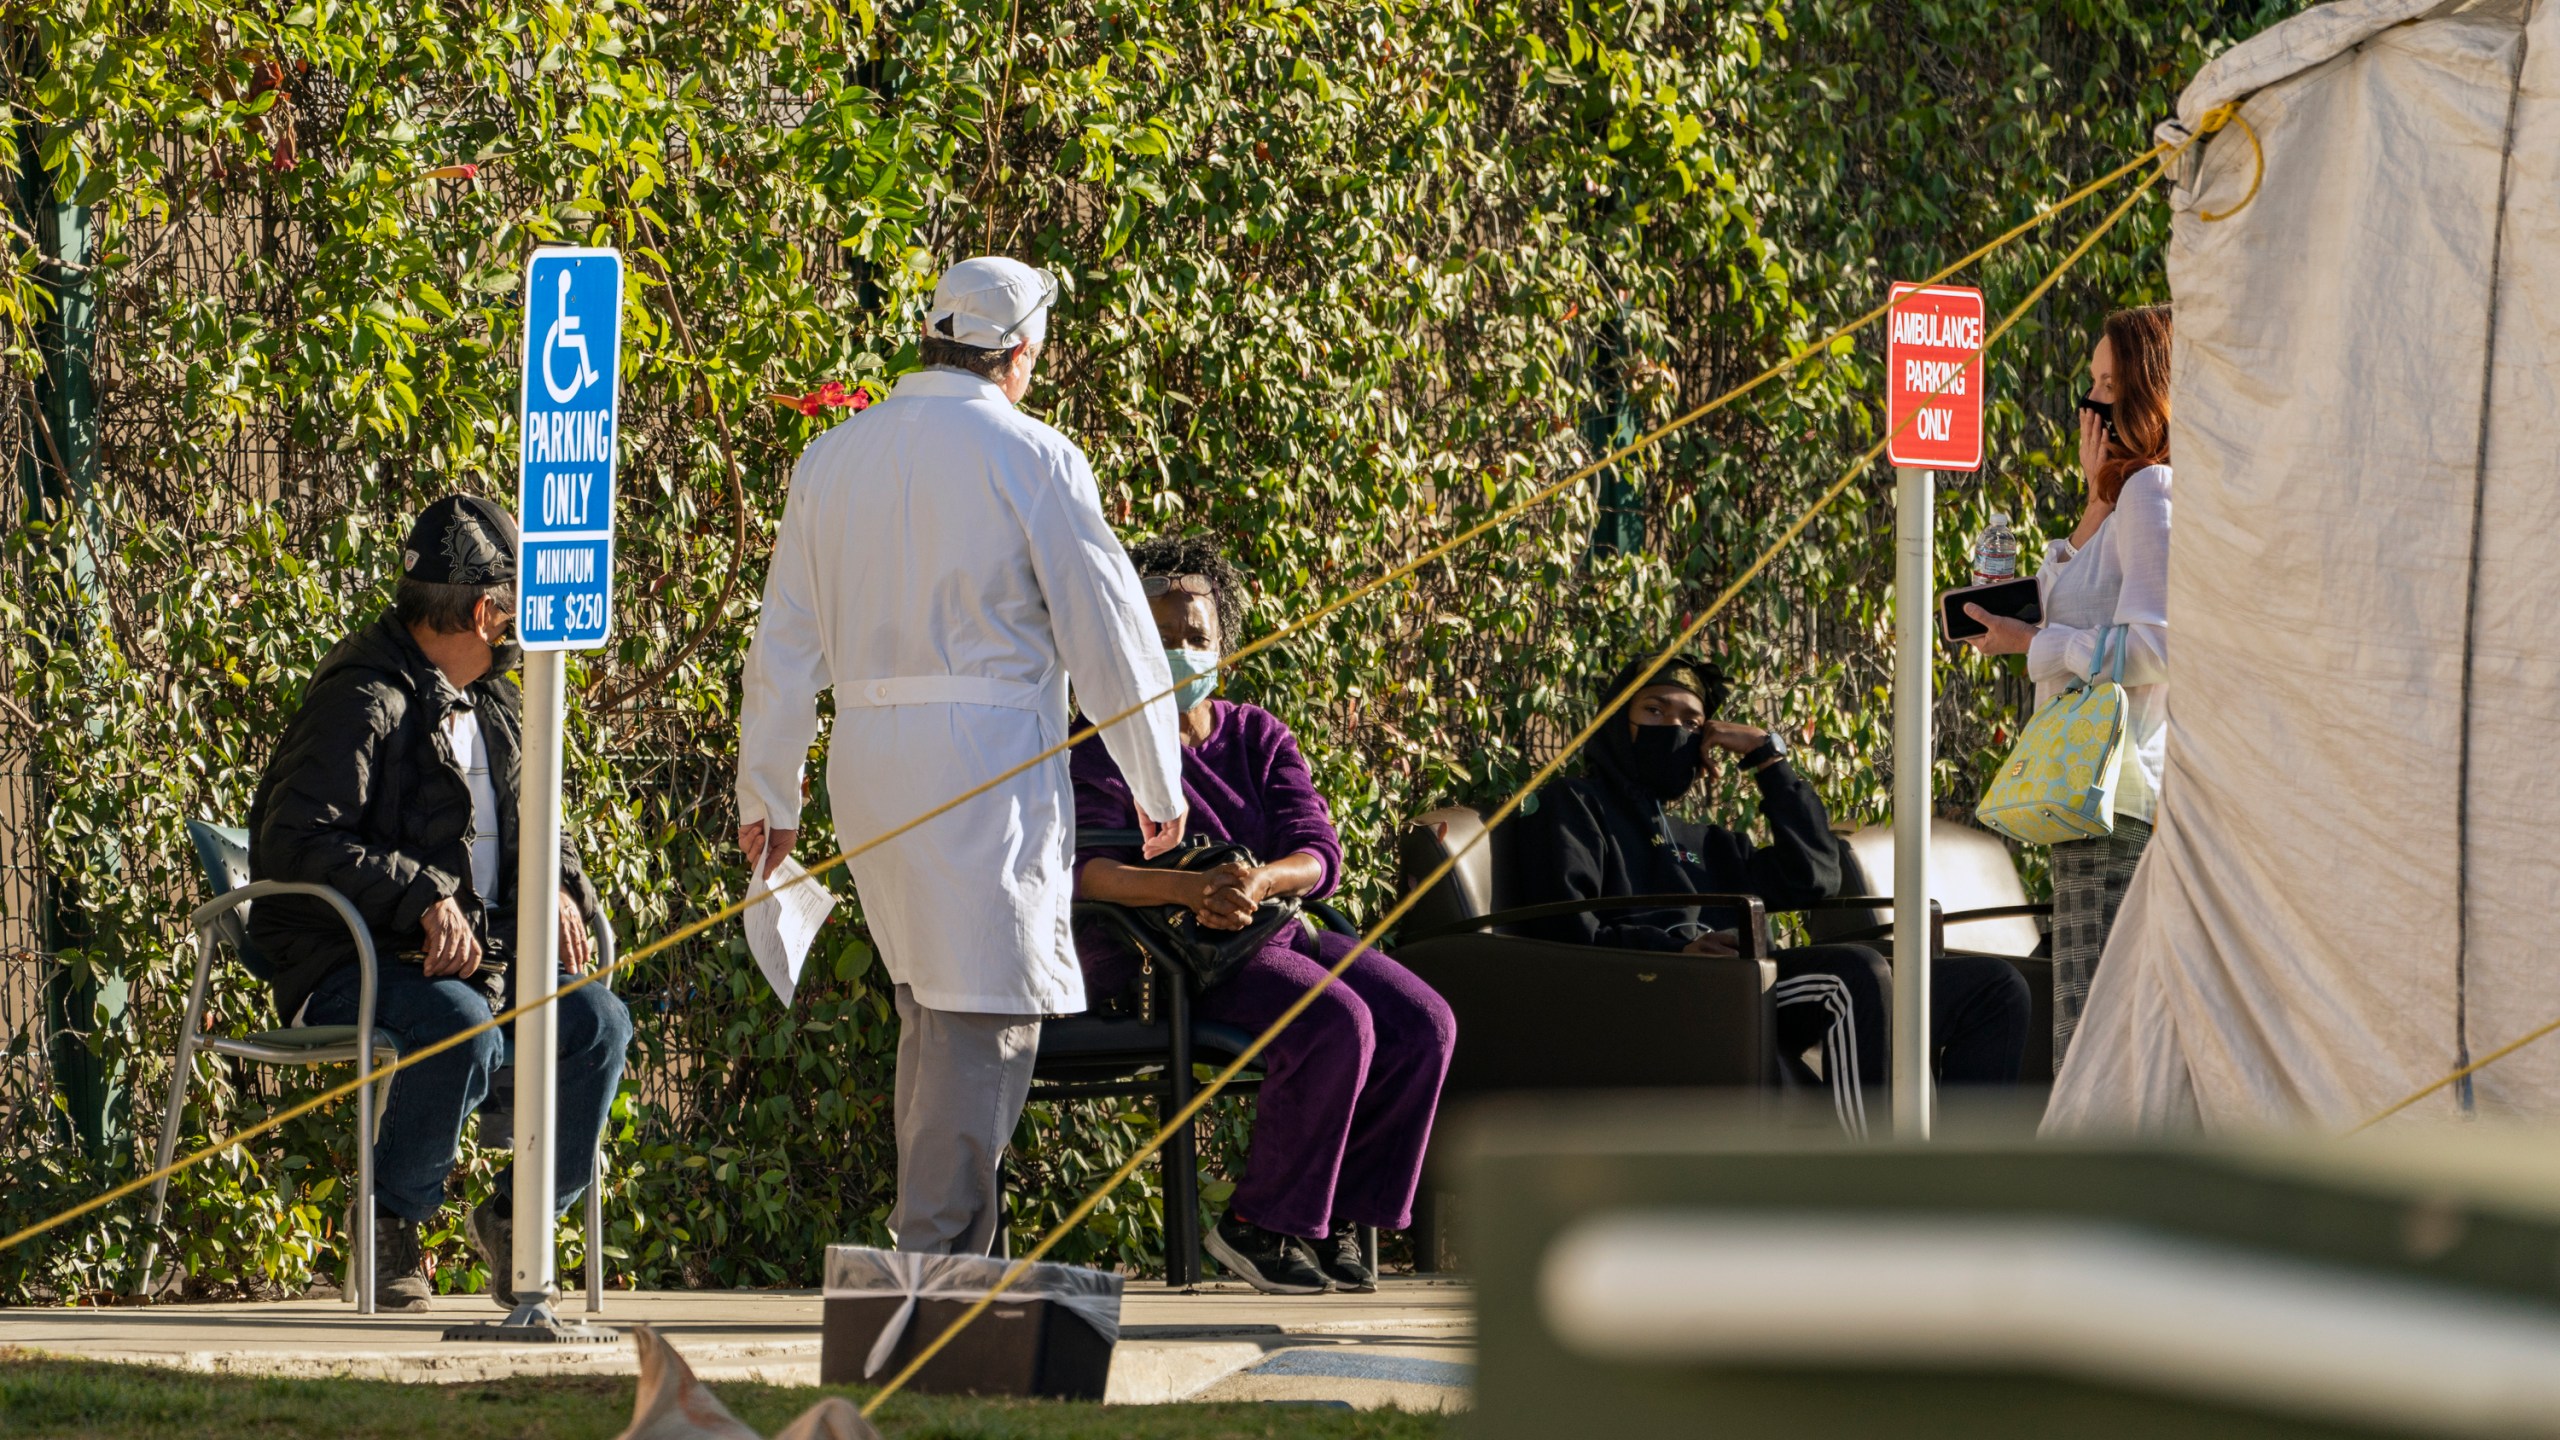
1165, 648, 1219, 711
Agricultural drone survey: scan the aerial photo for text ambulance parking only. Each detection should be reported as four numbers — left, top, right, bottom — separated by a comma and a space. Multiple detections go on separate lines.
1885, 283, 1986, 470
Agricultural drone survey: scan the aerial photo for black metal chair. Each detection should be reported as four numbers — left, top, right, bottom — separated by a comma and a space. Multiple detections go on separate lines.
1030, 831, 1372, 1287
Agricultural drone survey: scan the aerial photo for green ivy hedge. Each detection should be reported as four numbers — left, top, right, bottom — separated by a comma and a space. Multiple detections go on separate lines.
0, 0, 2290, 1302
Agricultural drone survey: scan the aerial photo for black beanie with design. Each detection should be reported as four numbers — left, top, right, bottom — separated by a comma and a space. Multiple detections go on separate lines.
402, 495, 518, 586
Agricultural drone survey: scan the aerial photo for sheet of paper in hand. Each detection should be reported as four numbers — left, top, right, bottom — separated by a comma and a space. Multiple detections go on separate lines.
746, 856, 835, 1007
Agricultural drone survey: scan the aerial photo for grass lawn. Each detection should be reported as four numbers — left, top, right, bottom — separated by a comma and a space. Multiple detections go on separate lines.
0, 1354, 1456, 1439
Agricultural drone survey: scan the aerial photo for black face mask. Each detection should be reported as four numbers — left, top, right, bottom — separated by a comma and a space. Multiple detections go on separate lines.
484, 606, 523, 674
2078, 391, 2120, 444
1624, 722, 1708, 801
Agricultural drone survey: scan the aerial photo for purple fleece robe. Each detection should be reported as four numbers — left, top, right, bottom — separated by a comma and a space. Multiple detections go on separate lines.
1071, 700, 1455, 1240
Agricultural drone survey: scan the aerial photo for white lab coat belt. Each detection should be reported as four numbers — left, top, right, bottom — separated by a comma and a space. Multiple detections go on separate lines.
842, 675, 1050, 712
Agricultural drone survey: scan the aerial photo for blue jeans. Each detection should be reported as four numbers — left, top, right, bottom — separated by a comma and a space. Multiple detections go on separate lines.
305, 957, 632, 1223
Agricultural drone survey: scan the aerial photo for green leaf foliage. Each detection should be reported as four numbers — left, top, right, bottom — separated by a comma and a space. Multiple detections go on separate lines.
0, 0, 2294, 1301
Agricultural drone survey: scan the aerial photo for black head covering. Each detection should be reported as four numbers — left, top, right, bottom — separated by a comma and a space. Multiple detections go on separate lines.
1587, 653, 1732, 804
402, 495, 518, 586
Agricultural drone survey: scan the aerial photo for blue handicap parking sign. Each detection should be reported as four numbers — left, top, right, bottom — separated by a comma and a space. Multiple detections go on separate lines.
515, 247, 623, 651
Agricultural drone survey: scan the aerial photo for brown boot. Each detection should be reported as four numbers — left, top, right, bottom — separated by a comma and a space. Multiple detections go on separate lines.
354, 1205, 433, 1313
466, 1197, 521, 1309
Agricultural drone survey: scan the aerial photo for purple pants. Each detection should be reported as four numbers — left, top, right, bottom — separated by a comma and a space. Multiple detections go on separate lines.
1085, 927, 1456, 1241
1199, 929, 1454, 1239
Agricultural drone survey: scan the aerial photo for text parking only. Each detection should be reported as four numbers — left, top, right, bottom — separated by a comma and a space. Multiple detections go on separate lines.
516, 247, 623, 650
1885, 282, 1985, 472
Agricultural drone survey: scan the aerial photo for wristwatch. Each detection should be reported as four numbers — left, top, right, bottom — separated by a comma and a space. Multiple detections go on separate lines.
1740, 732, 1789, 772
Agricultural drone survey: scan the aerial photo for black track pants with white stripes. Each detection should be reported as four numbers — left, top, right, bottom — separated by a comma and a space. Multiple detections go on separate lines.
1772, 944, 2035, 1136
1771, 944, 1891, 1137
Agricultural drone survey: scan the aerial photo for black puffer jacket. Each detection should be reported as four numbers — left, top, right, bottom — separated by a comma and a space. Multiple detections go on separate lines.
247, 614, 597, 1022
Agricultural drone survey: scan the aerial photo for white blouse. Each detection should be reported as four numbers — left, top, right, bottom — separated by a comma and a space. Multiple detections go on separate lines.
2028, 464, 2171, 826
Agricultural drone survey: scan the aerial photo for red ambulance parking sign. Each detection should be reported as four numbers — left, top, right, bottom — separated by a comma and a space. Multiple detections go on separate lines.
1885, 282, 1985, 472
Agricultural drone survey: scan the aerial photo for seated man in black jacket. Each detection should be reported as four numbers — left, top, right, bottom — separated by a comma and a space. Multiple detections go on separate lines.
248, 495, 631, 1313
1508, 656, 2028, 1131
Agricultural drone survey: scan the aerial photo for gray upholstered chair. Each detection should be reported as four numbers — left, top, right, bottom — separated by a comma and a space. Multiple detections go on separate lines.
1393, 804, 1783, 1096
1807, 819, 2054, 1079
1392, 804, 1947, 1267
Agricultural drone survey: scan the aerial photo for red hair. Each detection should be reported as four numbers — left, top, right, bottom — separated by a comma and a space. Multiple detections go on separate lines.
2095, 304, 2172, 504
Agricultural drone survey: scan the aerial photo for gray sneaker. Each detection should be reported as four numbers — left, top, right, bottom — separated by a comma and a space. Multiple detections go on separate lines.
1203, 1211, 1327, 1295
1315, 1224, 1377, 1293
466, 1198, 521, 1310
352, 1205, 432, 1313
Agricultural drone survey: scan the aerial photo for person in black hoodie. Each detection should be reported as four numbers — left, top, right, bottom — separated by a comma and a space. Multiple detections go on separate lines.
1507, 655, 2028, 1132
248, 495, 631, 1313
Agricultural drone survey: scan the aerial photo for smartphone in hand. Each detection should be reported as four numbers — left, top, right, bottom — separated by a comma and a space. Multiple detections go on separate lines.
1940, 576, 2041, 642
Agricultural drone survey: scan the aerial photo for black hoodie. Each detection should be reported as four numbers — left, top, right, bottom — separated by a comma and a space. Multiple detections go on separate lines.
246, 614, 596, 1022
1504, 660, 1840, 952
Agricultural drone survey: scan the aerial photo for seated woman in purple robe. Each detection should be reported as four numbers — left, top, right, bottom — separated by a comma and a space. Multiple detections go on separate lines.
1071, 534, 1456, 1296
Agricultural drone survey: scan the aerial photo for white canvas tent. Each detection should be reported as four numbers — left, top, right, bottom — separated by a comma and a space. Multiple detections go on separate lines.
2046, 0, 2560, 1131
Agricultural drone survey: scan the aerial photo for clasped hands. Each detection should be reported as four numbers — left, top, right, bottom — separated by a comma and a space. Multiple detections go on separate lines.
1169, 859, 1278, 931
1075, 846, 1315, 930
418, 890, 591, 978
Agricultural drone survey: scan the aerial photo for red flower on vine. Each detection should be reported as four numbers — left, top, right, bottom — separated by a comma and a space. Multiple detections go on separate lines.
418, 163, 480, 181
772, 382, 873, 417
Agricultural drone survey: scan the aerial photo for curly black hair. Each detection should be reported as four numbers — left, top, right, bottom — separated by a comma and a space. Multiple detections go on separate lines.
1126, 532, 1247, 647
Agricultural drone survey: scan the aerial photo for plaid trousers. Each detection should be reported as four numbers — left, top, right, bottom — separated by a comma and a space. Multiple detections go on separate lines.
2049, 816, 2152, 1075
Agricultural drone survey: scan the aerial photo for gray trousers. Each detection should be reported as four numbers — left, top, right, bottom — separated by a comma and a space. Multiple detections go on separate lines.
2050, 816, 2153, 1074
888, 983, 1041, 1256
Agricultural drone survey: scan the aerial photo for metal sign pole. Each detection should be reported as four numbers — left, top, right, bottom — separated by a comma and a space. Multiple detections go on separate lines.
1893, 465, 1936, 1140
448, 245, 620, 1344
1883, 280, 1978, 1143
512, 650, 565, 1312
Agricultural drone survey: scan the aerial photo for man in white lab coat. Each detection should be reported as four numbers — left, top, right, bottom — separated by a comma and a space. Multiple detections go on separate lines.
736, 257, 1188, 1254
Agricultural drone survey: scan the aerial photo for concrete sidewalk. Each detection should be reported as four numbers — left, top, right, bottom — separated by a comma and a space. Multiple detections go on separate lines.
0, 1277, 1474, 1411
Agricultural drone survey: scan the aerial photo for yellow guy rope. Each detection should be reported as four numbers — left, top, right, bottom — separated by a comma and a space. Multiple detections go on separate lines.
859, 165, 2169, 1420
2197, 104, 2264, 223
2353, 1018, 2560, 1132
0, 119, 2195, 1264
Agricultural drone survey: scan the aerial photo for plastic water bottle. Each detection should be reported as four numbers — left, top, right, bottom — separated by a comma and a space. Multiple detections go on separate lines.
1971, 512, 2019, 586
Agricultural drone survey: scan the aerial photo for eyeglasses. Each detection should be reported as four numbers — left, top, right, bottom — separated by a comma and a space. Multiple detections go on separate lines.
1142, 574, 1214, 598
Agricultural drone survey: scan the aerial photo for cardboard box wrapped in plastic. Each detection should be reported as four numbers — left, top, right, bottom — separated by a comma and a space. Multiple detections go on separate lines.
818, 1246, 1122, 1399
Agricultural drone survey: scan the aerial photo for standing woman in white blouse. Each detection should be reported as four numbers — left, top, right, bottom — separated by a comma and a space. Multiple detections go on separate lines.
1964, 305, 2173, 1072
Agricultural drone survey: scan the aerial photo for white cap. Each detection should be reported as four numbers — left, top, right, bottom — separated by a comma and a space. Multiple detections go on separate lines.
925, 256, 1059, 349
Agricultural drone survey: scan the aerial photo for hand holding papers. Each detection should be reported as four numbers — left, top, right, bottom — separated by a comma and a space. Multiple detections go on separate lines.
746, 856, 835, 1007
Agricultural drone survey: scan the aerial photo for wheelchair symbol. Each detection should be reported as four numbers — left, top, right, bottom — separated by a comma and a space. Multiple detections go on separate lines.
540, 269, 602, 404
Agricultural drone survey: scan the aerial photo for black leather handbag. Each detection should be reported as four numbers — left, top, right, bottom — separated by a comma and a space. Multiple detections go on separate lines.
1121, 838, 1302, 991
